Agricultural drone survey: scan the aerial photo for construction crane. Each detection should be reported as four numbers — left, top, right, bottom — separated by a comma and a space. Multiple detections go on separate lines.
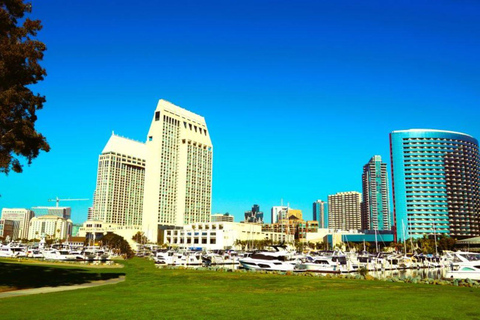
48, 197, 89, 207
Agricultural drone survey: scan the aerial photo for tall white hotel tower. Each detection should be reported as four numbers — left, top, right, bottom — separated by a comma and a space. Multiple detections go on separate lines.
92, 134, 146, 226
142, 100, 213, 241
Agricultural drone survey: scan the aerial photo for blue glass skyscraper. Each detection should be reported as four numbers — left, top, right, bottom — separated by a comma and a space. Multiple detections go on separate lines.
390, 129, 480, 242
313, 200, 328, 228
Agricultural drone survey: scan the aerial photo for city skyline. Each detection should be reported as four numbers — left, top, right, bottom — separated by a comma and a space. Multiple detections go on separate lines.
1, 1, 480, 224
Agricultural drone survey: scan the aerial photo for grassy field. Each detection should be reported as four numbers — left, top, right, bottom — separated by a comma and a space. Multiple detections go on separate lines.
1, 258, 479, 320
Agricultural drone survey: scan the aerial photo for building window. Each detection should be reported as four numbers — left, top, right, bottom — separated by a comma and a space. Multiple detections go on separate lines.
149, 136, 153, 141
155, 111, 160, 121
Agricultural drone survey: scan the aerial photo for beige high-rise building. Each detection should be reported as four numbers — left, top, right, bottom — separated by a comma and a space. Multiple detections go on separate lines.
143, 100, 213, 241
92, 133, 146, 226
328, 192, 362, 230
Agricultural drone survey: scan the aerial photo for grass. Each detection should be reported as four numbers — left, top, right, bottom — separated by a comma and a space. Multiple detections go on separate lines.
1, 258, 480, 320
0, 259, 124, 292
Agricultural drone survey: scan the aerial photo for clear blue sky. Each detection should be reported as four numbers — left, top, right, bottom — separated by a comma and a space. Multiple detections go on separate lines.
1, 0, 480, 224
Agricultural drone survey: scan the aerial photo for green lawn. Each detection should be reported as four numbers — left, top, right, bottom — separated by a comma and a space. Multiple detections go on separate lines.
1, 258, 479, 320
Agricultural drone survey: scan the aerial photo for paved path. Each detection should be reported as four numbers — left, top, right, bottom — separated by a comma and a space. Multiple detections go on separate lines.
0, 275, 126, 299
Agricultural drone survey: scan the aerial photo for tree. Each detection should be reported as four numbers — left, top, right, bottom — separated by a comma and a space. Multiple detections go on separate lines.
0, 0, 50, 174
132, 231, 148, 244
101, 232, 134, 259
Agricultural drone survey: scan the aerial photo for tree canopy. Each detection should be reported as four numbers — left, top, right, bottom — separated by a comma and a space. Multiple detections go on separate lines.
101, 232, 134, 259
0, 0, 50, 174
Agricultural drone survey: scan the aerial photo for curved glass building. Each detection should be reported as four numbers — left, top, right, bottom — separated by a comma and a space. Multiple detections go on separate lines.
390, 129, 480, 241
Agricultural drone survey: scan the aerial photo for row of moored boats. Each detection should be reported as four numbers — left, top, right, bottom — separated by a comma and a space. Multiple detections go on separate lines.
152, 246, 480, 280
0, 242, 113, 262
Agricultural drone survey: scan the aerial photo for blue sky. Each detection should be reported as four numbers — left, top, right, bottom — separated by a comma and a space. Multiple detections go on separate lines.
1, 0, 480, 223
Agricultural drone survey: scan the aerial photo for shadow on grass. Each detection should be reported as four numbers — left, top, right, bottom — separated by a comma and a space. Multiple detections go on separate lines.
0, 262, 125, 289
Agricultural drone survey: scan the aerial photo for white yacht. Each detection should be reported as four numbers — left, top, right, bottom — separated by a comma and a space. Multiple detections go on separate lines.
155, 250, 203, 266
296, 251, 355, 273
202, 250, 239, 266
0, 243, 27, 258
444, 251, 480, 280
239, 247, 300, 271
43, 249, 84, 261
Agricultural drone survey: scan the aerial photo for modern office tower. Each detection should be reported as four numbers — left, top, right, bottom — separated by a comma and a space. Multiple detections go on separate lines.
328, 192, 362, 230
271, 206, 288, 224
361, 155, 391, 231
244, 204, 264, 223
0, 219, 15, 239
143, 100, 213, 241
390, 129, 480, 241
0, 208, 34, 239
27, 215, 73, 240
31, 206, 71, 219
313, 200, 328, 228
92, 133, 146, 226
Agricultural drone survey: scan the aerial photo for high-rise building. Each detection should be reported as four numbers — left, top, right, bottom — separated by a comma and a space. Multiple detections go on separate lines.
312, 200, 328, 228
0, 208, 34, 239
271, 206, 288, 224
0, 219, 15, 239
390, 129, 480, 241
328, 192, 362, 230
87, 207, 94, 220
92, 133, 146, 226
31, 206, 71, 219
361, 155, 391, 231
244, 204, 264, 223
143, 100, 213, 241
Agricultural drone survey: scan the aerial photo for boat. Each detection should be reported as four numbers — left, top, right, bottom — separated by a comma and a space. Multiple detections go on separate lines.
0, 243, 27, 258
444, 251, 480, 280
295, 255, 344, 273
42, 249, 84, 261
155, 250, 203, 266
239, 246, 300, 271
202, 250, 239, 266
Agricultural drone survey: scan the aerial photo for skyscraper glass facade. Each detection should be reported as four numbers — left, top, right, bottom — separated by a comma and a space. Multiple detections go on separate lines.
390, 129, 480, 241
361, 156, 391, 231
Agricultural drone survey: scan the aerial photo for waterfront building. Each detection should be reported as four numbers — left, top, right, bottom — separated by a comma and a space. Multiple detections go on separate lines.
211, 213, 234, 223
361, 155, 392, 231
390, 129, 480, 241
31, 206, 71, 219
143, 100, 213, 241
77, 220, 142, 248
271, 206, 288, 224
164, 222, 293, 250
328, 192, 362, 230
0, 208, 34, 239
244, 204, 264, 223
92, 133, 146, 226
313, 200, 328, 228
27, 215, 73, 240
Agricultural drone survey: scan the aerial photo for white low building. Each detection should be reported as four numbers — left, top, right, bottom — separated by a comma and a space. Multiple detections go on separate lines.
28, 215, 73, 240
77, 220, 143, 248
163, 222, 293, 250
